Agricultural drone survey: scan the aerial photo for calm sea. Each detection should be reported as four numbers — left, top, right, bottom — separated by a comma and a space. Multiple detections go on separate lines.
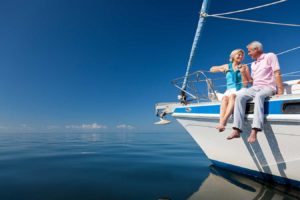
0, 131, 299, 200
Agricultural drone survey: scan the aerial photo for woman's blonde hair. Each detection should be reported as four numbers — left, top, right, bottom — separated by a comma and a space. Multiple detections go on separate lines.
229, 49, 245, 62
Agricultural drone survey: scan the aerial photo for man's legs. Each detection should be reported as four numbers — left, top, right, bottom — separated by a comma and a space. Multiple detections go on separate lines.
248, 87, 274, 143
227, 88, 253, 139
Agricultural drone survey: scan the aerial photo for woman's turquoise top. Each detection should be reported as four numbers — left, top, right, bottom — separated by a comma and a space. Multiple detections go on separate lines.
226, 63, 242, 90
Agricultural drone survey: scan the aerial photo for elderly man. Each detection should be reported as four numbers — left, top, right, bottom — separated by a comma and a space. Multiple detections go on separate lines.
227, 41, 284, 143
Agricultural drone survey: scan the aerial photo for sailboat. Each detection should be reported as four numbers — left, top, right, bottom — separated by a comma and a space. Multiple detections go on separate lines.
155, 0, 300, 188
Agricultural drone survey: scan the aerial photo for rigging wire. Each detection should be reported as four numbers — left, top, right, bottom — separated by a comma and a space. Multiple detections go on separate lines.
204, 0, 300, 27
209, 0, 287, 16
276, 46, 300, 56
281, 70, 300, 77
207, 15, 300, 27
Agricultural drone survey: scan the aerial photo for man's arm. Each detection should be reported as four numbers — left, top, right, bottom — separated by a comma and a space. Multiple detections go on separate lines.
274, 70, 284, 95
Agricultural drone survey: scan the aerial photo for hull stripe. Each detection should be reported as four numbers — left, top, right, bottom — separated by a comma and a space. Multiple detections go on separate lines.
174, 99, 299, 115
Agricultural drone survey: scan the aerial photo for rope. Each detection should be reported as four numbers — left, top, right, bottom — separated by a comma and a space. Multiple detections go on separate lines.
207, 15, 300, 27
209, 0, 287, 16
282, 75, 300, 77
276, 46, 300, 56
281, 70, 300, 77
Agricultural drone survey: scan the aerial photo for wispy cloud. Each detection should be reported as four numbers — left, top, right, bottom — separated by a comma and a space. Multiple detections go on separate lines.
46, 125, 61, 130
0, 123, 34, 132
65, 123, 107, 130
19, 124, 33, 130
116, 124, 134, 130
20, 124, 29, 128
0, 125, 8, 129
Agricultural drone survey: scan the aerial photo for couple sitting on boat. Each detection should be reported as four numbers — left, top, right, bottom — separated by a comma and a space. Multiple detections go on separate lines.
210, 41, 284, 143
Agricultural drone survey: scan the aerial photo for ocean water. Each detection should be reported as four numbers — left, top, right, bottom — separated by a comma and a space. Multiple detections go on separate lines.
0, 131, 299, 200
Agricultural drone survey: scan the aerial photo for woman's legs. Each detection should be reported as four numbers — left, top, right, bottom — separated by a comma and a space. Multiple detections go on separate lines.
221, 94, 236, 127
216, 96, 229, 132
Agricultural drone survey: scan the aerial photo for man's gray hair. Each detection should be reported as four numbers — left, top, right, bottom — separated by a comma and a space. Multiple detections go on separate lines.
247, 41, 263, 52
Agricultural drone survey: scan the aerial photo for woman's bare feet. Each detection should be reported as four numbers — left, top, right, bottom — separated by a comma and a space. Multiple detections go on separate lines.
247, 129, 258, 143
227, 129, 240, 140
216, 124, 225, 132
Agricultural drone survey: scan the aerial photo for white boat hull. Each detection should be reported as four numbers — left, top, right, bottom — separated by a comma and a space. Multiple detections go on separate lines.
174, 110, 300, 187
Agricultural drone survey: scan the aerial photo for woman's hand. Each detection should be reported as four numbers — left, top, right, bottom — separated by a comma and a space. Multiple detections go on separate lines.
210, 66, 220, 73
210, 64, 228, 73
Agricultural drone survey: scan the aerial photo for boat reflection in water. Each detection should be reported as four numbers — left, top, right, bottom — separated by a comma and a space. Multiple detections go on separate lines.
188, 166, 300, 200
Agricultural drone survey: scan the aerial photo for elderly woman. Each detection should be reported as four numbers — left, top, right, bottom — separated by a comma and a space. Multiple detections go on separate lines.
210, 49, 251, 132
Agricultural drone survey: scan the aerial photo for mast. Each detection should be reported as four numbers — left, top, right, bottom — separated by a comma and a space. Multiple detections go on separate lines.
181, 0, 210, 97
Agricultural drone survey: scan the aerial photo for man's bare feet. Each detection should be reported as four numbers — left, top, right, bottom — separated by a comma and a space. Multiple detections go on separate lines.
248, 129, 258, 143
227, 129, 240, 140
216, 124, 225, 132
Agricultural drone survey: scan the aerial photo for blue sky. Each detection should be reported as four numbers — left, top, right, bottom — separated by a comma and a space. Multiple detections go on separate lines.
0, 0, 299, 133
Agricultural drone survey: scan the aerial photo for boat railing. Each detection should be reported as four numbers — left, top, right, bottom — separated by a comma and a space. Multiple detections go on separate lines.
171, 70, 224, 103
172, 69, 300, 104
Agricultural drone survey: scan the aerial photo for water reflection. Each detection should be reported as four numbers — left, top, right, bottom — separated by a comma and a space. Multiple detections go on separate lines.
188, 166, 300, 200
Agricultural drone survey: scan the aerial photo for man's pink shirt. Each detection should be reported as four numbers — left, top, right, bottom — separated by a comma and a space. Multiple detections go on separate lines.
251, 53, 280, 91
